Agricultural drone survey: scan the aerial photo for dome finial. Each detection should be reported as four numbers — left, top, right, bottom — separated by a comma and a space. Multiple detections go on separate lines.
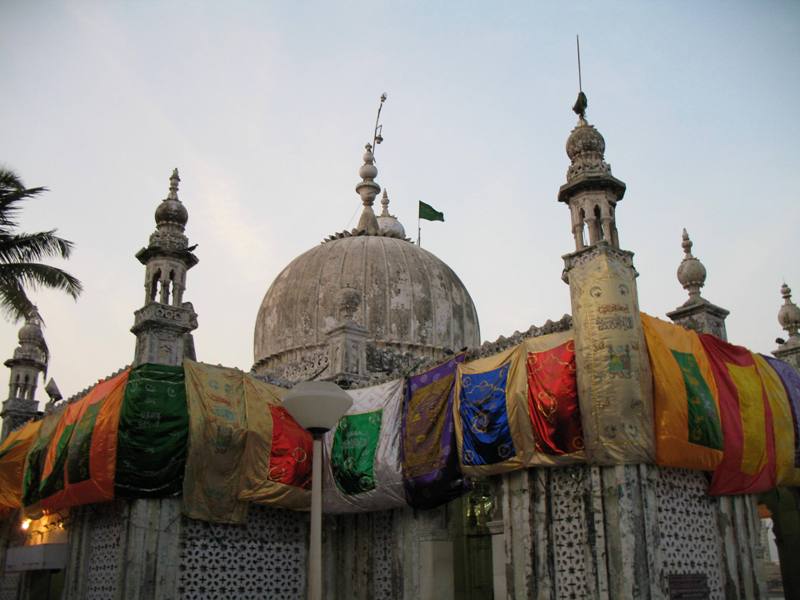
778, 282, 800, 339
168, 168, 180, 200
676, 228, 707, 304
154, 167, 188, 229
380, 189, 390, 217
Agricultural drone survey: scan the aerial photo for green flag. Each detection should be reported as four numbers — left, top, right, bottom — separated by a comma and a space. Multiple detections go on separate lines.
418, 201, 444, 222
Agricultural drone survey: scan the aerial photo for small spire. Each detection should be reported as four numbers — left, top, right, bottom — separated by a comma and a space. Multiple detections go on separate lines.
676, 229, 707, 304
168, 168, 180, 200
681, 228, 693, 256
380, 189, 390, 217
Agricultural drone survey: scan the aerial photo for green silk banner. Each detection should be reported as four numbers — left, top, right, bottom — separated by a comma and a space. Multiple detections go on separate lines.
115, 364, 188, 497
331, 410, 382, 495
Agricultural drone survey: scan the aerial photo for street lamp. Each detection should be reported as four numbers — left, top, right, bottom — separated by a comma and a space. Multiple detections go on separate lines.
283, 381, 352, 600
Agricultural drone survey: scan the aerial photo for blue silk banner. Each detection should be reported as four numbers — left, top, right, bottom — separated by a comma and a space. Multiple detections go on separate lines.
459, 363, 516, 466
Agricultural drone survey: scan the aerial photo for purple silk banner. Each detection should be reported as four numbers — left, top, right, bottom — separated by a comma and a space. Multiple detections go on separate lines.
763, 355, 800, 468
402, 354, 466, 509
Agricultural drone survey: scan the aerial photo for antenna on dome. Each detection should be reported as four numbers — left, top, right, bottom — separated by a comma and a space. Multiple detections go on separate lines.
572, 35, 588, 120
372, 93, 387, 157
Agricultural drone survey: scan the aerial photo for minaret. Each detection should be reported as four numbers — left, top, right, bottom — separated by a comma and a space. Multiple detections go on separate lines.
560, 93, 654, 465
666, 229, 729, 339
1, 308, 48, 440
774, 283, 800, 370
131, 169, 198, 366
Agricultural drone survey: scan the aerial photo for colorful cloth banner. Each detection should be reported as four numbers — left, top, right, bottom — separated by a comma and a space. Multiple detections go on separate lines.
323, 379, 405, 513
753, 355, 800, 486
454, 331, 583, 478
763, 355, 800, 470
32, 370, 130, 510
183, 360, 248, 524
454, 345, 524, 476
700, 334, 776, 495
115, 364, 188, 497
22, 411, 60, 509
402, 354, 465, 510
641, 314, 724, 471
238, 376, 312, 510
0, 420, 41, 514
526, 337, 583, 455
568, 251, 655, 464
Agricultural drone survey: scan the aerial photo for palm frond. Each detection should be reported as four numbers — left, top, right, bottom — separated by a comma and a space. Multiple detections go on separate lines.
0, 263, 83, 299
0, 231, 74, 263
0, 168, 47, 230
0, 276, 35, 321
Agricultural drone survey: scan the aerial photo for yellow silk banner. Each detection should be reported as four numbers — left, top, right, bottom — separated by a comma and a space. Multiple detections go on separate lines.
753, 354, 800, 486
0, 419, 42, 514
238, 377, 312, 510
183, 360, 248, 524
641, 314, 723, 471
568, 249, 654, 464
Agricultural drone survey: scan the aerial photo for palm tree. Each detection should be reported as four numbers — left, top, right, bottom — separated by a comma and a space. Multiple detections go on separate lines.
0, 168, 82, 321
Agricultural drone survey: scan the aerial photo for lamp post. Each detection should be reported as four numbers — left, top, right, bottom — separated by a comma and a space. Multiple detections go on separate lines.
283, 381, 352, 600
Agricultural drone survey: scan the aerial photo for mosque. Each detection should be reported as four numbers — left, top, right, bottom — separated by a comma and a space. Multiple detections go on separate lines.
0, 92, 798, 600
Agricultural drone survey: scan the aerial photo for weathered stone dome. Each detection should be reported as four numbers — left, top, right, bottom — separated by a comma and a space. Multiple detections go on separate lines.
253, 235, 481, 377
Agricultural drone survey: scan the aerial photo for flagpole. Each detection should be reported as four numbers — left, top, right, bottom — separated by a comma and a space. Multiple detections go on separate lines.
418, 215, 421, 247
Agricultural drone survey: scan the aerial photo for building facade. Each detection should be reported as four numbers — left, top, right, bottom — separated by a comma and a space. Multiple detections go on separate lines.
1, 95, 796, 600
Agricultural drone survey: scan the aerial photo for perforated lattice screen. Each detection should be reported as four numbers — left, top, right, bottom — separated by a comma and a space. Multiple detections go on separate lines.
178, 505, 307, 600
655, 467, 723, 600
551, 467, 591, 599
86, 503, 123, 600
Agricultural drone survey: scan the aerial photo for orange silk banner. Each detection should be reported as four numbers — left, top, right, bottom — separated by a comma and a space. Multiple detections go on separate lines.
39, 370, 129, 510
0, 419, 42, 514
641, 314, 723, 471
700, 334, 776, 495
526, 338, 583, 456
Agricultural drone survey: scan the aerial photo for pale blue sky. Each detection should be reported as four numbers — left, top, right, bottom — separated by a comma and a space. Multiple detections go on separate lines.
1, 1, 798, 400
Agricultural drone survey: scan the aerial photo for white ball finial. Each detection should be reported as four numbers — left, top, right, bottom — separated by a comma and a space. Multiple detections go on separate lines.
778, 283, 800, 338
676, 229, 707, 303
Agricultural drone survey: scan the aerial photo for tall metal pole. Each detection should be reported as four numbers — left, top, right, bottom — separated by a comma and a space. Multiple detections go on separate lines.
308, 435, 323, 600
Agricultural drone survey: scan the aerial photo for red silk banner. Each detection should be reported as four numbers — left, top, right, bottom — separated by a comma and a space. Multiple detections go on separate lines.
267, 405, 312, 489
700, 334, 776, 495
526, 340, 583, 455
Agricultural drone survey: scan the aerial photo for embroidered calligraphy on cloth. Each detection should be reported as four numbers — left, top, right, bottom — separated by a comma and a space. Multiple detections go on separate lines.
640, 314, 723, 471
238, 376, 312, 510
37, 370, 129, 511
525, 332, 584, 456
0, 420, 41, 515
402, 354, 466, 510
454, 333, 584, 477
115, 364, 188, 497
454, 345, 526, 476
322, 379, 405, 513
753, 355, 800, 486
183, 360, 248, 524
699, 334, 776, 495
763, 356, 800, 471
568, 251, 655, 464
